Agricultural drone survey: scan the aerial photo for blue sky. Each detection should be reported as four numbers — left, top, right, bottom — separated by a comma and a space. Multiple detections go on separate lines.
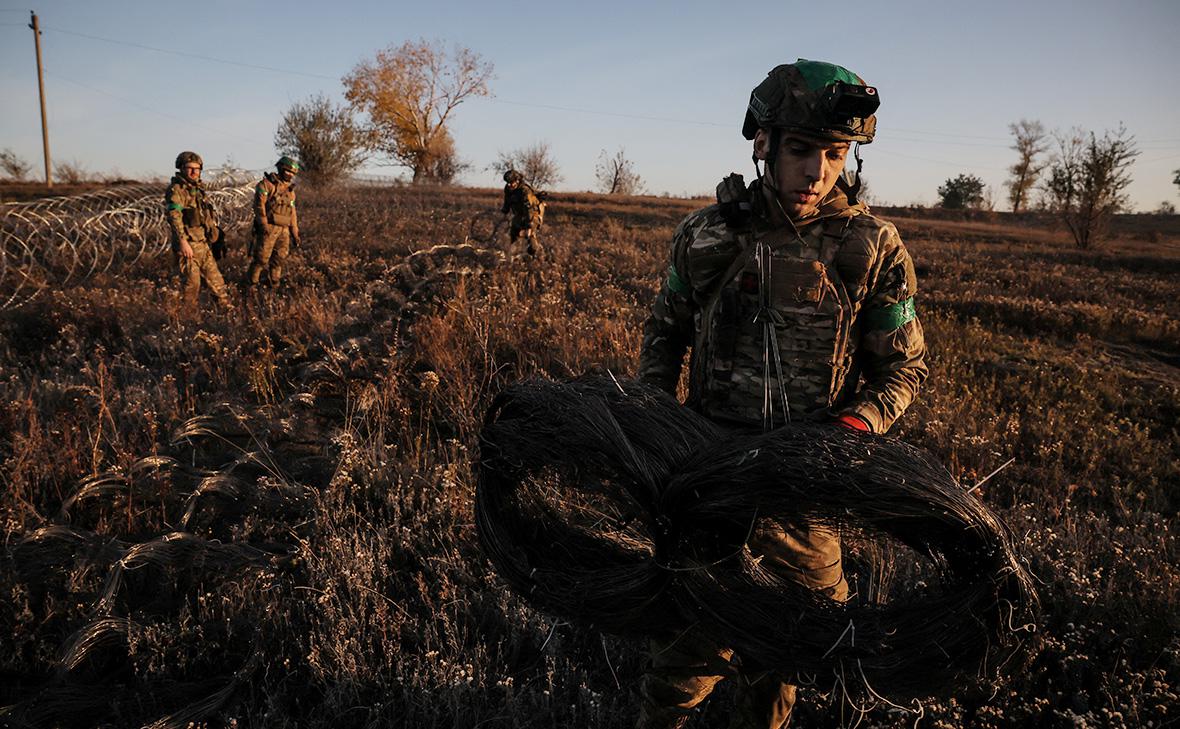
2, 0, 1178, 209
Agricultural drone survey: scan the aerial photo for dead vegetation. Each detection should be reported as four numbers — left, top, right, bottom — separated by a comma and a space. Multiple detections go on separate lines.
0, 184, 1176, 727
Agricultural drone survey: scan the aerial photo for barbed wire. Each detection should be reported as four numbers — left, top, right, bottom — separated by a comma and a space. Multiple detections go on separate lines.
0, 171, 256, 310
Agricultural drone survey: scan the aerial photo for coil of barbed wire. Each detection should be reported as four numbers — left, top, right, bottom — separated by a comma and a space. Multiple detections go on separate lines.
0, 175, 255, 310
476, 376, 1039, 703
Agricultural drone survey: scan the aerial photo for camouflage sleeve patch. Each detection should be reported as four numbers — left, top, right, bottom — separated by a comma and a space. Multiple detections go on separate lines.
865, 297, 916, 331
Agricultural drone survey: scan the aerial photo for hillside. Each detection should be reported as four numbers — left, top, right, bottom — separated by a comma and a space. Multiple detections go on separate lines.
1, 184, 1177, 728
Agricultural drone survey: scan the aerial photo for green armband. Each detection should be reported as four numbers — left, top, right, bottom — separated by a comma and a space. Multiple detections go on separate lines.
666, 265, 689, 295
866, 297, 917, 331
167, 202, 185, 211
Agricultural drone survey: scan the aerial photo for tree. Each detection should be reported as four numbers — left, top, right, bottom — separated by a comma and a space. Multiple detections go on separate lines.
595, 148, 645, 195
1173, 168, 1179, 193
0, 148, 32, 181
275, 95, 366, 184
343, 39, 493, 184
494, 142, 562, 188
1006, 119, 1048, 213
937, 173, 985, 209
1043, 125, 1139, 249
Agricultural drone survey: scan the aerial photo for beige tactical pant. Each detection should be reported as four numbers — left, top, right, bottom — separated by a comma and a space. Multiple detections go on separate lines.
176, 240, 230, 309
510, 212, 544, 259
248, 226, 291, 285
637, 521, 849, 729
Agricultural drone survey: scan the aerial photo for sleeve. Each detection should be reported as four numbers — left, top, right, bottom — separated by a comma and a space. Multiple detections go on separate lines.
841, 224, 928, 433
636, 222, 697, 394
290, 188, 299, 235
165, 184, 187, 249
501, 186, 510, 214
253, 179, 269, 226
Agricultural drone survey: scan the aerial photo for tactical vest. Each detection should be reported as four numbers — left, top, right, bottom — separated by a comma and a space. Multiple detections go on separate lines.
691, 214, 873, 429
167, 178, 214, 242
263, 175, 296, 226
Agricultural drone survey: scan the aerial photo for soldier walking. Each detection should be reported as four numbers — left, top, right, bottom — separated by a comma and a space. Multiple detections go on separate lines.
501, 169, 546, 258
165, 151, 231, 311
635, 59, 928, 728
247, 156, 302, 289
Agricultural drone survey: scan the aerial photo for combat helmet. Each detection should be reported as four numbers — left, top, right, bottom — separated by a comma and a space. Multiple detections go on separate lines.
175, 151, 203, 169
504, 169, 523, 183
277, 156, 301, 173
743, 59, 879, 144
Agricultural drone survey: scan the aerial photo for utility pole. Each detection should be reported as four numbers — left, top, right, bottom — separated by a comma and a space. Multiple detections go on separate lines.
29, 11, 52, 188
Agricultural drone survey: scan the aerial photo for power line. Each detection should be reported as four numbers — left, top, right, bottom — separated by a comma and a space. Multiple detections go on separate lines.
489, 98, 729, 127
40, 25, 337, 80
45, 70, 269, 146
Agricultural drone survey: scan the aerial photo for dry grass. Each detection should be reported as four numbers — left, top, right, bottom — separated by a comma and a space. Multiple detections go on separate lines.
0, 184, 1176, 727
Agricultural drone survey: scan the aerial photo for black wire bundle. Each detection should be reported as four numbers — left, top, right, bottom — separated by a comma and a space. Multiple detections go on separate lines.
476, 376, 1037, 700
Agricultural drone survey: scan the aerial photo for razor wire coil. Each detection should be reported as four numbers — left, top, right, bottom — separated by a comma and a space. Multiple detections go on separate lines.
1, 174, 256, 310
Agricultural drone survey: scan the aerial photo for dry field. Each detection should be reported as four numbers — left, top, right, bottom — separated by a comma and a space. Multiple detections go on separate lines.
1, 184, 1177, 728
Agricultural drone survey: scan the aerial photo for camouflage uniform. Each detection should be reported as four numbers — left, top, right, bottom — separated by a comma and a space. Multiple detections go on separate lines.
165, 173, 230, 309
248, 171, 299, 286
635, 60, 926, 728
502, 179, 545, 257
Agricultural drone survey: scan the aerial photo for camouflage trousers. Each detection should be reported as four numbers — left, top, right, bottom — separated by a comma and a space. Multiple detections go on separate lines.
510, 215, 544, 259
247, 227, 291, 285
636, 521, 849, 729
175, 240, 230, 309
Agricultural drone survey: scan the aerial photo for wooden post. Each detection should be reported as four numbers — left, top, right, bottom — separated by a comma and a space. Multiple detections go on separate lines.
29, 11, 52, 188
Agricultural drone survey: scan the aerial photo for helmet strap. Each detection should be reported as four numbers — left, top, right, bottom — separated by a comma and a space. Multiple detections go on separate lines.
845, 142, 866, 205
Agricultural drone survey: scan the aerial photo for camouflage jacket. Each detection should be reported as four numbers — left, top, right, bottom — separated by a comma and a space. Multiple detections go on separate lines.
165, 175, 218, 250
637, 177, 927, 434
501, 183, 542, 222
254, 173, 298, 232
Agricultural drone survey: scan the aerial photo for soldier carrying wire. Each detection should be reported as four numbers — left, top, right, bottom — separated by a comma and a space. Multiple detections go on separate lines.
635, 59, 928, 728
247, 156, 302, 290
165, 151, 231, 311
501, 169, 546, 258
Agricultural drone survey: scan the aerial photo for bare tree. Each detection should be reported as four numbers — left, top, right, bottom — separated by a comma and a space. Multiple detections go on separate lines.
494, 142, 562, 188
1173, 168, 1179, 194
1006, 119, 1048, 213
275, 95, 366, 184
343, 39, 493, 184
1043, 125, 1139, 249
0, 148, 32, 181
595, 148, 644, 195
53, 159, 91, 184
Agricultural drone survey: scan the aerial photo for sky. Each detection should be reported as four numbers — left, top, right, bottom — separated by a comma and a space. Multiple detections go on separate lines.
2, 0, 1179, 209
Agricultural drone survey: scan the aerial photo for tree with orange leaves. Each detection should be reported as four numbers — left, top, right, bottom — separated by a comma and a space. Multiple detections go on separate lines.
343, 39, 494, 184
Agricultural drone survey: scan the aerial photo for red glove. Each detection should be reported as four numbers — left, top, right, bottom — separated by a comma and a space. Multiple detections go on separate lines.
835, 414, 871, 432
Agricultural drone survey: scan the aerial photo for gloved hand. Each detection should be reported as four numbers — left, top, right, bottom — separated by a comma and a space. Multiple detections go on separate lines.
834, 414, 870, 432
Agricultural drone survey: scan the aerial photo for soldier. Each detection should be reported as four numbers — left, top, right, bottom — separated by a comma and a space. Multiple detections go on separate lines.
635, 60, 928, 728
501, 169, 546, 258
247, 156, 302, 289
165, 151, 231, 310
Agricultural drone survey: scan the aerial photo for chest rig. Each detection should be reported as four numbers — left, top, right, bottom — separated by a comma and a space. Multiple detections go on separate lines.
692, 187, 861, 431
264, 175, 296, 226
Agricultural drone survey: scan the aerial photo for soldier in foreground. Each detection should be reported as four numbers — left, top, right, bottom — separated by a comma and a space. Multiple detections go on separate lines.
165, 151, 231, 311
501, 169, 546, 258
636, 60, 928, 728
247, 156, 302, 290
